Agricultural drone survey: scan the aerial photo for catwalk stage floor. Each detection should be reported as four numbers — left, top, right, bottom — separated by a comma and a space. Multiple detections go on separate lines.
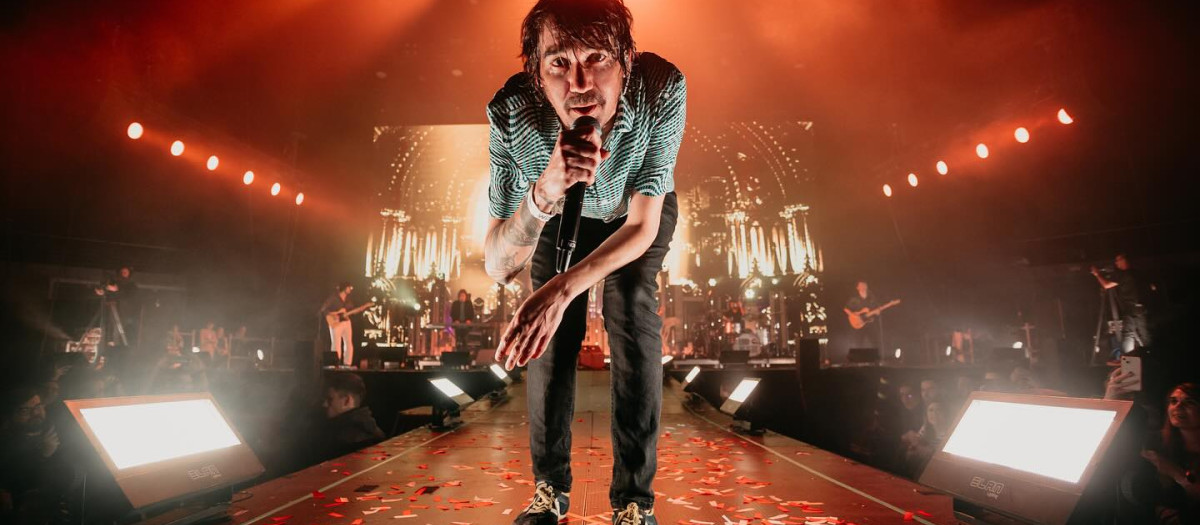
230, 371, 954, 525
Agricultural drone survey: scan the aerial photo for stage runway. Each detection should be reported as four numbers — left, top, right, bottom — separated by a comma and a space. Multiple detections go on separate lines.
232, 371, 953, 524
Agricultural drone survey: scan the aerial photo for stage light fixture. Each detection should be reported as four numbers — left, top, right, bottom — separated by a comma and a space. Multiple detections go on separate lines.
1058, 108, 1073, 124
488, 364, 513, 387
921, 392, 1132, 525
490, 363, 512, 382
64, 393, 264, 511
243, 171, 255, 185
255, 349, 264, 361
744, 289, 756, 299
270, 182, 281, 196
295, 192, 305, 205
680, 365, 704, 405
127, 122, 144, 140
946, 345, 953, 356
975, 143, 989, 159
191, 346, 200, 353
170, 140, 185, 156
1012, 341, 1024, 349
707, 278, 717, 286
431, 378, 472, 405
1014, 127, 1030, 143
907, 173, 919, 187
430, 377, 474, 430
721, 378, 764, 435
936, 160, 949, 175
206, 155, 219, 170
894, 348, 903, 359
726, 378, 759, 405
882, 183, 893, 197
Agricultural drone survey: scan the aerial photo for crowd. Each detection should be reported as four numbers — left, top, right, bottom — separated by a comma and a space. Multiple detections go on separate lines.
847, 359, 1198, 524
0, 342, 385, 524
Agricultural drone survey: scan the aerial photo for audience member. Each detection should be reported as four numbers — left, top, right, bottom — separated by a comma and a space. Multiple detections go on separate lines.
145, 339, 208, 394
1137, 383, 1200, 523
307, 372, 384, 465
897, 383, 925, 434
1009, 365, 1067, 396
902, 399, 956, 478
920, 379, 941, 406
952, 374, 980, 402
198, 321, 218, 358
0, 386, 69, 523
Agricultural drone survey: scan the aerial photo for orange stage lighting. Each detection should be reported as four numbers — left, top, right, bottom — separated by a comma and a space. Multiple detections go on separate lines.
270, 182, 281, 196
1015, 127, 1030, 143
127, 122, 144, 140
243, 171, 255, 185
883, 184, 893, 197
907, 173, 919, 187
936, 160, 948, 175
295, 193, 305, 205
206, 156, 219, 171
1058, 108, 1073, 125
976, 143, 989, 159
170, 140, 185, 156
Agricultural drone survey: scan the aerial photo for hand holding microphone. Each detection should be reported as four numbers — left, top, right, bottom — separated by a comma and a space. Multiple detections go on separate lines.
531, 117, 609, 214
497, 116, 609, 369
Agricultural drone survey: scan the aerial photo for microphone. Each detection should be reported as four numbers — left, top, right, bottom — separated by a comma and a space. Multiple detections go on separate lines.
556, 116, 600, 273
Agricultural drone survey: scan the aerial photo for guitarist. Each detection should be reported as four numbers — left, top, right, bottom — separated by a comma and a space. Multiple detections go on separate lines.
321, 282, 360, 367
844, 280, 882, 351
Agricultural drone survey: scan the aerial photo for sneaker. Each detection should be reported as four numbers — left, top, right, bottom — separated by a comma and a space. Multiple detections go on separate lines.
612, 502, 656, 525
512, 481, 569, 524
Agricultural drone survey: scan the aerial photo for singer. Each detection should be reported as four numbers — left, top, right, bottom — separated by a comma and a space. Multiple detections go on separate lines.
482, 0, 685, 523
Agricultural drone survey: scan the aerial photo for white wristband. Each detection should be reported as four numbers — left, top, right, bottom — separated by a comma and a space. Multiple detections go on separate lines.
526, 191, 555, 222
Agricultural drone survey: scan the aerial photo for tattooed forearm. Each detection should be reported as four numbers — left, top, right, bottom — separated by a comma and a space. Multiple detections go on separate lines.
503, 208, 542, 247
484, 196, 548, 284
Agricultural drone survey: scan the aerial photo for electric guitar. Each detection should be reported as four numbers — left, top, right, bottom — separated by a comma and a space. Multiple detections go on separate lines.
847, 299, 901, 330
325, 302, 375, 325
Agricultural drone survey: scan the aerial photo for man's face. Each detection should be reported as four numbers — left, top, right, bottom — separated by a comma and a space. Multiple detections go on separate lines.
323, 389, 356, 419
12, 394, 46, 430
119, 267, 131, 279
856, 282, 869, 299
537, 26, 625, 132
343, 286, 354, 296
1115, 255, 1129, 271
898, 385, 920, 410
920, 380, 939, 404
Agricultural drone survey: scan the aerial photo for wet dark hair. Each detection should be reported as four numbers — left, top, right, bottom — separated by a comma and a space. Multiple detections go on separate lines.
520, 0, 635, 89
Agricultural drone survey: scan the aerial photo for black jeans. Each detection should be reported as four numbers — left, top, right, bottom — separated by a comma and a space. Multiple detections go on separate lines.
527, 192, 677, 509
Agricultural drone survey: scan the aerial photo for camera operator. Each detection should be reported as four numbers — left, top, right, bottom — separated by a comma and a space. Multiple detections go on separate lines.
1092, 253, 1151, 356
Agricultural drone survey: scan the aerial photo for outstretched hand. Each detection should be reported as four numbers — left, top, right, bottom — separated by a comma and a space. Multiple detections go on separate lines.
496, 280, 573, 370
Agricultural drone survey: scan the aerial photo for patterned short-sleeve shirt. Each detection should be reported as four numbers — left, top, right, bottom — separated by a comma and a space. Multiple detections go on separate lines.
486, 52, 687, 222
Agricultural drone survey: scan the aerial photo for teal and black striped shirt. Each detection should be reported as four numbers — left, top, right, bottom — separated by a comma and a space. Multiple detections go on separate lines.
486, 52, 687, 222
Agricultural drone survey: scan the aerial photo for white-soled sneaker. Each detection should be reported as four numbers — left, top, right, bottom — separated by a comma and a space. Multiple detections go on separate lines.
612, 502, 656, 525
512, 481, 569, 524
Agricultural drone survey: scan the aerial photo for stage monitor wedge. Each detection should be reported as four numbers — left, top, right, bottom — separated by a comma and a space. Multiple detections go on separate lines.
919, 391, 1132, 525
65, 393, 265, 510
